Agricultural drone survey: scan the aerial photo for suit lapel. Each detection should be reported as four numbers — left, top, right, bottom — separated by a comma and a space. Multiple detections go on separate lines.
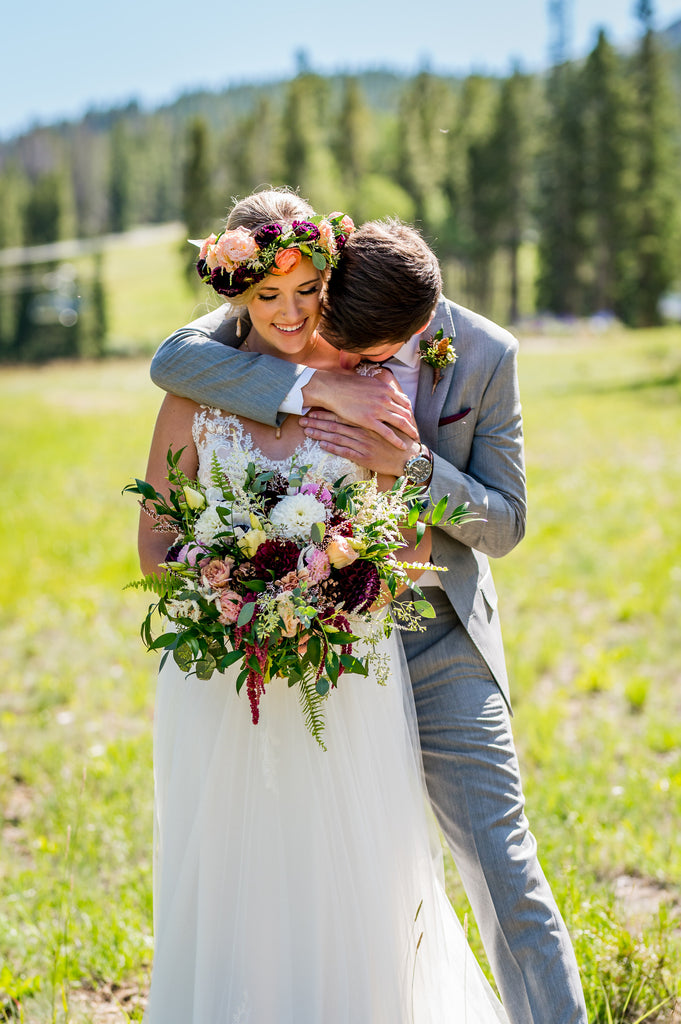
414, 299, 457, 449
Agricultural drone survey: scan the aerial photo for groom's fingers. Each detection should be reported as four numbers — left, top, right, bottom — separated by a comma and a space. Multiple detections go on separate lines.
300, 371, 419, 446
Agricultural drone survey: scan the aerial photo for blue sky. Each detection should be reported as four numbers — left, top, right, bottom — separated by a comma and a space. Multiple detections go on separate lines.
3, 0, 680, 139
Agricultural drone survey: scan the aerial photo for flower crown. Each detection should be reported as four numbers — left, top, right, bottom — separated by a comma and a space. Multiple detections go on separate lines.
192, 212, 355, 298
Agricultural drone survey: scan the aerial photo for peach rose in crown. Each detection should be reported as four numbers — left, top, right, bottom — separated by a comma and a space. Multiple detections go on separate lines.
317, 219, 337, 254
218, 589, 242, 625
198, 233, 217, 262
215, 227, 258, 268
270, 247, 302, 276
330, 213, 355, 236
326, 536, 359, 569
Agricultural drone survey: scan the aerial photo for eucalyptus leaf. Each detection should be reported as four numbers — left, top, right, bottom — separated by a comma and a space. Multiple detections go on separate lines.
195, 653, 217, 680
310, 521, 325, 545
174, 644, 194, 672
237, 601, 256, 627
315, 676, 330, 697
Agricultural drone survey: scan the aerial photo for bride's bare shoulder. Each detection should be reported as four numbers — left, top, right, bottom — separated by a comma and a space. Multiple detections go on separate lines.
155, 392, 201, 427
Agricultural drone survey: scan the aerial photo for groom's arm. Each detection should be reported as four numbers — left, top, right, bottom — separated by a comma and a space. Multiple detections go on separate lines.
150, 310, 419, 444
150, 307, 301, 427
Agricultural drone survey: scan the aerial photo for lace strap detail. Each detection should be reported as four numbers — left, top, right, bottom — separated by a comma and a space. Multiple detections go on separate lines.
192, 406, 244, 449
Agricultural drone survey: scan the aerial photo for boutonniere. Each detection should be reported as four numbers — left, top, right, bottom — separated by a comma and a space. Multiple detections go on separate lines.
419, 328, 457, 394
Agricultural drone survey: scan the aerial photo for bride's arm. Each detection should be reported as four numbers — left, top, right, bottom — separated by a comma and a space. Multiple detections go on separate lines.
138, 393, 200, 576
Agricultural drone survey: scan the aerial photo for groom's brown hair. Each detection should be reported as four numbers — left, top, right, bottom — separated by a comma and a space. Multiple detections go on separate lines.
321, 220, 441, 351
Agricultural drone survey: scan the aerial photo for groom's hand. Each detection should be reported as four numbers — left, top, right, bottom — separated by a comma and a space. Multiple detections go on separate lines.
299, 410, 422, 478
300, 369, 418, 449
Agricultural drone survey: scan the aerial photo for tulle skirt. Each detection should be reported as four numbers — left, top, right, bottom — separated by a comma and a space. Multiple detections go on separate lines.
145, 633, 508, 1024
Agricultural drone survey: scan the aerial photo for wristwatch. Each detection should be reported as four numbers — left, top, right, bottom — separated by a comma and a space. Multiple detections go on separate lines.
403, 444, 433, 486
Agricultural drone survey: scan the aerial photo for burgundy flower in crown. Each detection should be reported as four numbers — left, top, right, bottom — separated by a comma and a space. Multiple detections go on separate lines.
191, 211, 355, 298
253, 222, 283, 247
292, 220, 321, 240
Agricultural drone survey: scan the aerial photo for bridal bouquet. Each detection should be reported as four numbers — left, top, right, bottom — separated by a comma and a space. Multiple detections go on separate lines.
125, 450, 473, 748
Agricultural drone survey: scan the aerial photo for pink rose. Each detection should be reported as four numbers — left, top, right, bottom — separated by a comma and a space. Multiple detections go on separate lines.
269, 247, 302, 276
317, 219, 337, 254
326, 536, 359, 569
198, 233, 217, 261
218, 589, 242, 625
215, 227, 258, 267
201, 557, 234, 589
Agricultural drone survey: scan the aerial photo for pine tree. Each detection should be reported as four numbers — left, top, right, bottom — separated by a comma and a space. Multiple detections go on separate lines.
332, 77, 371, 190
630, 0, 681, 324
536, 63, 590, 316
182, 118, 213, 282
582, 30, 638, 319
490, 70, 536, 323
108, 119, 132, 233
228, 98, 279, 198
395, 72, 453, 234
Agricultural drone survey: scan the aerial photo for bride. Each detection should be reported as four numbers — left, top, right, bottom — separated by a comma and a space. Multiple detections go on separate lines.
138, 189, 508, 1023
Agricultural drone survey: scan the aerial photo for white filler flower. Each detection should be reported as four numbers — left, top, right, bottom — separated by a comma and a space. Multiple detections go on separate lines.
270, 492, 328, 541
193, 505, 229, 546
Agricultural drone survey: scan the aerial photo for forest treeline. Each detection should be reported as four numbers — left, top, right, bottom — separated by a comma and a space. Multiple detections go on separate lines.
1, 5, 680, 360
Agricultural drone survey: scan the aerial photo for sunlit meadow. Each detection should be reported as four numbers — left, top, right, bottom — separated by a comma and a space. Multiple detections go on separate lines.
1, 325, 680, 1022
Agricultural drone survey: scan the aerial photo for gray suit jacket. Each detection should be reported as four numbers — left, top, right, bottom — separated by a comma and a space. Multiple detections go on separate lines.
150, 296, 526, 706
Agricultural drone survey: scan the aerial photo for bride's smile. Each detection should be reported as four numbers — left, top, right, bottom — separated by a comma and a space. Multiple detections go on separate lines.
246, 258, 325, 360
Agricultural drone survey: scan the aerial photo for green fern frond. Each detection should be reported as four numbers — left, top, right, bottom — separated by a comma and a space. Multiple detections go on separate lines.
123, 573, 180, 598
297, 673, 328, 751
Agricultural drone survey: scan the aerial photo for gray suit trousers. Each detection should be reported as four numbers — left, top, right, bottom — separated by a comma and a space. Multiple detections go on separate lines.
400, 588, 588, 1024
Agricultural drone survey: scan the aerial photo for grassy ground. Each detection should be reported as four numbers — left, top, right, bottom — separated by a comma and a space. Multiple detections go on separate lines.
1, 328, 680, 1022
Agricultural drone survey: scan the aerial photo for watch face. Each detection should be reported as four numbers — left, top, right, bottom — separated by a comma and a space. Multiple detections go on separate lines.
405, 456, 431, 483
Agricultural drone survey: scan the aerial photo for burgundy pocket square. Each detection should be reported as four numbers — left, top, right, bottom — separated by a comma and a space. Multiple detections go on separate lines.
439, 408, 472, 426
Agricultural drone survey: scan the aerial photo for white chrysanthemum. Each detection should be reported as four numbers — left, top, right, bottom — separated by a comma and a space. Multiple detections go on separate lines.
269, 492, 328, 540
193, 505, 229, 546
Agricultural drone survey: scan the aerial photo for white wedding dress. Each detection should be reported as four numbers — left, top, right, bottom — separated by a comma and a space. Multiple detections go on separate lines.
144, 409, 508, 1024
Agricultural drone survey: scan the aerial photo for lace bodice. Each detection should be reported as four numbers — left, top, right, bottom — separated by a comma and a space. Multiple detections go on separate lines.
192, 407, 368, 490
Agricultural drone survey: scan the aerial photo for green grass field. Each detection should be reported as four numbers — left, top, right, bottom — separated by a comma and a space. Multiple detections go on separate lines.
1, 327, 680, 1022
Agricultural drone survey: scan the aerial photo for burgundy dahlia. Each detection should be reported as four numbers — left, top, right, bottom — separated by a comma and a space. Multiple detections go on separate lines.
210, 267, 235, 295
250, 539, 300, 581
334, 560, 380, 613
253, 223, 282, 247
292, 220, 320, 240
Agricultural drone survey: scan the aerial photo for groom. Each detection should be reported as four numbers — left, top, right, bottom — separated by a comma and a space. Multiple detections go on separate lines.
150, 219, 588, 1024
